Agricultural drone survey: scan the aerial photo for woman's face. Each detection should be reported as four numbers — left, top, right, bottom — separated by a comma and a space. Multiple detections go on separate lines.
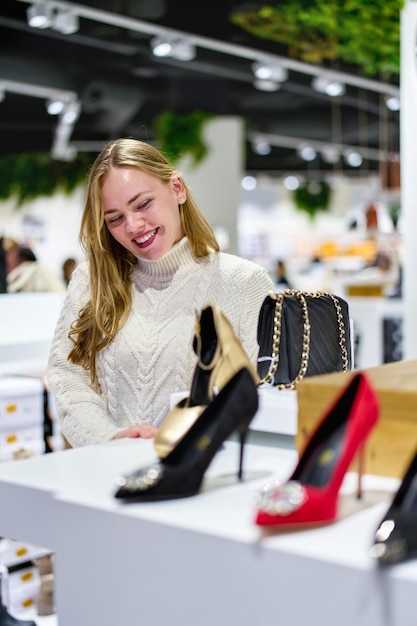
101, 166, 185, 261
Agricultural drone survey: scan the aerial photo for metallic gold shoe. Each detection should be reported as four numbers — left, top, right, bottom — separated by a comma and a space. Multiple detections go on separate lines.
154, 303, 259, 458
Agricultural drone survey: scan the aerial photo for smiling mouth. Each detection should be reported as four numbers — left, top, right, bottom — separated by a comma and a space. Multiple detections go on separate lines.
134, 228, 158, 248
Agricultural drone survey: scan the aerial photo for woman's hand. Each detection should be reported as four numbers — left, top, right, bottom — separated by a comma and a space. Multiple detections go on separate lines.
112, 424, 158, 440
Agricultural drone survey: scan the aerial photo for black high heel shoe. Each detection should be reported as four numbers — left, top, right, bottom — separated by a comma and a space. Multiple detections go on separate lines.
369, 449, 417, 566
154, 304, 259, 459
114, 368, 258, 502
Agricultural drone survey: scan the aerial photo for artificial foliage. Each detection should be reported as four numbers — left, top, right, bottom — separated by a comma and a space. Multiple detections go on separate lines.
153, 109, 215, 166
294, 180, 332, 218
0, 151, 95, 207
230, 0, 404, 76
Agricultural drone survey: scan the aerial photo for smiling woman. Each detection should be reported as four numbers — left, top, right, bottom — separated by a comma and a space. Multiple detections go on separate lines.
46, 137, 273, 448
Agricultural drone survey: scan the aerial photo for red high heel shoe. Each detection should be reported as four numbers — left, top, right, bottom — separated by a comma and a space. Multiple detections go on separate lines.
255, 372, 379, 528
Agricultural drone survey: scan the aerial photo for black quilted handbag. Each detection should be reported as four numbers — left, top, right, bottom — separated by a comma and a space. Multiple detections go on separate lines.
257, 290, 352, 390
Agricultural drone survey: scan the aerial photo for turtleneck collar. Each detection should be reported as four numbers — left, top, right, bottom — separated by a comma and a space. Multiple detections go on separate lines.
133, 237, 202, 283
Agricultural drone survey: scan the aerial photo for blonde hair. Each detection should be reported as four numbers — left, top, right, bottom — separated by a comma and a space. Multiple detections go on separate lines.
68, 138, 219, 381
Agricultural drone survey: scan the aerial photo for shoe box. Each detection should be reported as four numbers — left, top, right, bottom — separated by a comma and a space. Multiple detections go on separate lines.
0, 538, 52, 618
0, 375, 46, 461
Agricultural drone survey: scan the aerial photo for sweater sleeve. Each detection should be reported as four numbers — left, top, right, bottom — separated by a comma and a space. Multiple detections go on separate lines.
46, 264, 126, 447
237, 264, 273, 365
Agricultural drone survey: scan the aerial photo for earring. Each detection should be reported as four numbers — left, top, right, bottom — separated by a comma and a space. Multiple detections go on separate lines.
178, 197, 185, 205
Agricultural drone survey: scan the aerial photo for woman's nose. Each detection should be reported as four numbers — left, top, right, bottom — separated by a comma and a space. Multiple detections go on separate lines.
125, 212, 144, 233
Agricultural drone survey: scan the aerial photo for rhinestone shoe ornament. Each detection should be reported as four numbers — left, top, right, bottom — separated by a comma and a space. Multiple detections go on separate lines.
115, 462, 164, 493
257, 480, 308, 516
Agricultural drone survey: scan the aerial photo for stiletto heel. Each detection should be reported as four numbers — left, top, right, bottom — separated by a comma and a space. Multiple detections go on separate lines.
369, 449, 417, 566
255, 372, 379, 528
356, 445, 365, 500
114, 368, 258, 502
237, 425, 250, 481
154, 303, 259, 458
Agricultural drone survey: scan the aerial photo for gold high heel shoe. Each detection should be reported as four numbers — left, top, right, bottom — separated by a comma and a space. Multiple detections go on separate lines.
154, 303, 260, 458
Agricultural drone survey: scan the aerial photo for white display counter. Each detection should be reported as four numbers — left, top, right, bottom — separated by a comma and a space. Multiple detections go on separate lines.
0, 437, 414, 626
0, 292, 65, 376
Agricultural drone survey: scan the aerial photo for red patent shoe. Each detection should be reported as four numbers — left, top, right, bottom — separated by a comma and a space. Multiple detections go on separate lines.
255, 372, 379, 528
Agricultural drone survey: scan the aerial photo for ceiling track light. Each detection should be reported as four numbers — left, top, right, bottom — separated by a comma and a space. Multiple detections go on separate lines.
311, 75, 346, 97
344, 150, 363, 167
150, 35, 172, 57
46, 98, 65, 115
60, 99, 81, 125
252, 139, 271, 156
27, 2, 79, 34
150, 35, 196, 61
298, 144, 317, 162
385, 95, 400, 111
27, 1, 53, 29
53, 8, 79, 35
252, 60, 288, 83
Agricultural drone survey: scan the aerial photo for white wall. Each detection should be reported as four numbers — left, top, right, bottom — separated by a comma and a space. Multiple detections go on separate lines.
0, 186, 85, 280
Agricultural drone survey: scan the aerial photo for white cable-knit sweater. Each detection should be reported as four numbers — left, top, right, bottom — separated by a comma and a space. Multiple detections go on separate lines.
47, 237, 273, 447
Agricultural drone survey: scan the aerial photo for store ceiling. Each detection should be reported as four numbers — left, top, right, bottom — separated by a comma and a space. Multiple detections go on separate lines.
0, 0, 401, 175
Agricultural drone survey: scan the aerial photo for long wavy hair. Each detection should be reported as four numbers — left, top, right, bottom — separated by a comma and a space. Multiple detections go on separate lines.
68, 138, 219, 382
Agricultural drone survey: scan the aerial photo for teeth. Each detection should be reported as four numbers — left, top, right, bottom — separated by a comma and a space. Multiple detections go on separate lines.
135, 230, 156, 244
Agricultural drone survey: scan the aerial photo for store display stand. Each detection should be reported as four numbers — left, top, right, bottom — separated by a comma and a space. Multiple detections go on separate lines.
0, 437, 414, 626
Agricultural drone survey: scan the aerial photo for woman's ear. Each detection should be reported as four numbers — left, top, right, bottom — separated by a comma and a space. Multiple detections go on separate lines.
172, 176, 186, 201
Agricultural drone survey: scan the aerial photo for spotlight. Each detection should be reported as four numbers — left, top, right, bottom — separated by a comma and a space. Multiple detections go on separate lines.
385, 96, 400, 111
241, 175, 257, 191
53, 9, 79, 35
252, 140, 271, 156
150, 36, 196, 61
312, 75, 345, 97
27, 2, 53, 29
252, 61, 288, 83
46, 98, 65, 115
172, 39, 196, 61
283, 175, 300, 191
151, 36, 173, 57
344, 150, 363, 167
298, 145, 317, 161
61, 100, 81, 125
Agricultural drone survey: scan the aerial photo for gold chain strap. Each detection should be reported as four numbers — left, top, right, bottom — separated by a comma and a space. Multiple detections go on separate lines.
259, 289, 350, 390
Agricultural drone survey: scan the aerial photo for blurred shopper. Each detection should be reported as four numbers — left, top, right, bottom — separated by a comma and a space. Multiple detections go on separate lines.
3, 237, 66, 293
62, 257, 77, 286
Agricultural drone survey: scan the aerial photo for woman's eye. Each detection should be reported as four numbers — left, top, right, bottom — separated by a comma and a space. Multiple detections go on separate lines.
108, 215, 122, 225
138, 199, 150, 210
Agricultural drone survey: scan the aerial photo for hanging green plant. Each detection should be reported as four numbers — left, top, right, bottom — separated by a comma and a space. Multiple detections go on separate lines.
294, 180, 331, 218
230, 0, 403, 76
153, 109, 215, 167
0, 151, 95, 207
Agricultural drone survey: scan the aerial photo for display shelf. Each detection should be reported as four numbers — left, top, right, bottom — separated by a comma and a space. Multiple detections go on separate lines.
0, 438, 414, 626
